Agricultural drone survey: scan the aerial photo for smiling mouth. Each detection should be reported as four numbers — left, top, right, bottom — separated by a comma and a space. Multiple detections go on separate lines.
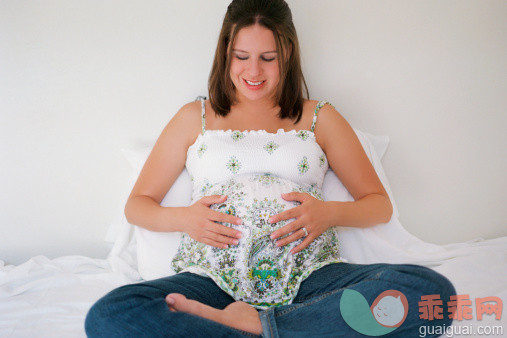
244, 79, 265, 86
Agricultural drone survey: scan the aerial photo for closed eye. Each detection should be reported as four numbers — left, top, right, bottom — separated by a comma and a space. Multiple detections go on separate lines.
261, 56, 276, 62
233, 54, 276, 62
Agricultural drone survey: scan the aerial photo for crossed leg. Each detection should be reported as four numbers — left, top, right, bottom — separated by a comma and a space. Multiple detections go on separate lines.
165, 293, 262, 335
163, 263, 456, 337
86, 263, 455, 337
85, 272, 259, 337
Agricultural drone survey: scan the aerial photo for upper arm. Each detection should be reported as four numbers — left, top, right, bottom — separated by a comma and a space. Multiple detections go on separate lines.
127, 101, 202, 204
314, 104, 388, 201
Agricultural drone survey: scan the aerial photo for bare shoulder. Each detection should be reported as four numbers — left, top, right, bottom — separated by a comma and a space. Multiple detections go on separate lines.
311, 101, 389, 200
164, 100, 203, 147
302, 99, 344, 122
128, 100, 203, 204
312, 100, 353, 147
313, 100, 346, 124
301, 100, 352, 146
178, 99, 202, 116
171, 100, 202, 129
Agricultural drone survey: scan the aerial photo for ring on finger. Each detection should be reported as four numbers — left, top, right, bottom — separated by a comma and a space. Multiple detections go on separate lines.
301, 227, 308, 237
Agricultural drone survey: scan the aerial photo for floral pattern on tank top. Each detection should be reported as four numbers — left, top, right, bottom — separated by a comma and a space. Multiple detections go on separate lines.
171, 98, 344, 310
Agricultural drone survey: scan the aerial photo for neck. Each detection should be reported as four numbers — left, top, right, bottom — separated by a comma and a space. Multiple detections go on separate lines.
232, 96, 279, 117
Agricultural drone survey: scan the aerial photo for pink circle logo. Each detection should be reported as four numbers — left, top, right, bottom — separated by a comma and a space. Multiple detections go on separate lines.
371, 290, 409, 328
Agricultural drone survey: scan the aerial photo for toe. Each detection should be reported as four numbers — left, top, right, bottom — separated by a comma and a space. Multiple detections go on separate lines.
166, 293, 200, 313
165, 293, 186, 308
165, 295, 175, 305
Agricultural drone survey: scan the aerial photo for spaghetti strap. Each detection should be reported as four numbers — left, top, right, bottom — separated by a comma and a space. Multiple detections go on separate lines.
311, 100, 333, 132
195, 96, 206, 134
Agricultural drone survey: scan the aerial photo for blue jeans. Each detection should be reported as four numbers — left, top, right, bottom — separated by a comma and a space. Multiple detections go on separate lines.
85, 263, 455, 337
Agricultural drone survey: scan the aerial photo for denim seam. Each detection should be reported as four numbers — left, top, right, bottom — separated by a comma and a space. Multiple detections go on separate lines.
259, 310, 275, 338
269, 309, 276, 338
267, 316, 274, 338
268, 315, 274, 338
275, 275, 382, 317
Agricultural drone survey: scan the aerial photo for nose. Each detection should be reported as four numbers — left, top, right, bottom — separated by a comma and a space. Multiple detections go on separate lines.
247, 59, 261, 77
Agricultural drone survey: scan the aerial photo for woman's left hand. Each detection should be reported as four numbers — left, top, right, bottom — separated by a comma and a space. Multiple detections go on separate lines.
268, 192, 333, 255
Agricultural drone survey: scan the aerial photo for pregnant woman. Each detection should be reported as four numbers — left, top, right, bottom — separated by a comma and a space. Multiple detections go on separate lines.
85, 0, 455, 336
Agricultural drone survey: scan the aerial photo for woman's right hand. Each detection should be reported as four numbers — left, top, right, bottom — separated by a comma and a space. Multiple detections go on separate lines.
179, 195, 243, 249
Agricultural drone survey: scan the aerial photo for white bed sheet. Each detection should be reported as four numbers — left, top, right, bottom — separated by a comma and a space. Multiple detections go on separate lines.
1, 233, 506, 337
0, 252, 141, 338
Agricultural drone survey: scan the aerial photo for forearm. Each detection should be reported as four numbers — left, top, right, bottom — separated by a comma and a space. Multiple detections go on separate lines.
327, 194, 393, 228
124, 195, 184, 232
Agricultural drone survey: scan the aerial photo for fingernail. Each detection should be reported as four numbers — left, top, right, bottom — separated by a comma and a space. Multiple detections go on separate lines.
237, 233, 243, 239
224, 244, 228, 249
270, 233, 276, 239
236, 219, 242, 225
268, 217, 273, 223
166, 296, 175, 305
233, 239, 239, 245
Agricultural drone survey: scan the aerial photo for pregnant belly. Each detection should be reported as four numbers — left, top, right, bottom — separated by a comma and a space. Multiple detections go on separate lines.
207, 174, 323, 295
172, 173, 340, 308
207, 173, 316, 249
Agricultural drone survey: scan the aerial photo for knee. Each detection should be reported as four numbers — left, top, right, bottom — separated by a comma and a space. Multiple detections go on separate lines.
387, 264, 456, 325
382, 264, 455, 295
402, 264, 455, 298
85, 297, 106, 336
428, 268, 455, 301
85, 284, 162, 337
415, 266, 456, 325
85, 287, 126, 336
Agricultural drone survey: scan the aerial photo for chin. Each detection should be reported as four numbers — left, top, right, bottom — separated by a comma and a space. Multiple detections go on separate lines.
238, 89, 276, 103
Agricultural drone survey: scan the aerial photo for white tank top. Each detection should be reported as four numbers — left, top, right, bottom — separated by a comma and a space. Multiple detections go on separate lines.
171, 97, 343, 309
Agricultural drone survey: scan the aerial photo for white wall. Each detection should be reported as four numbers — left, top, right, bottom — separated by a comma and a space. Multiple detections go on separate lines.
1, 0, 505, 265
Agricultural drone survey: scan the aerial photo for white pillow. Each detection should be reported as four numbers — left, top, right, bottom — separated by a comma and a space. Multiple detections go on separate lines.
115, 129, 398, 280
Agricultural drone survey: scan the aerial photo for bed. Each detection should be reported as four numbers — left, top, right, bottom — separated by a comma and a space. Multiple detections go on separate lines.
1, 130, 505, 337
2, 0, 506, 336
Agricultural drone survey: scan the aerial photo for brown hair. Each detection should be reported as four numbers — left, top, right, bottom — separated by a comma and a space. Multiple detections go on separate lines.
208, 0, 309, 123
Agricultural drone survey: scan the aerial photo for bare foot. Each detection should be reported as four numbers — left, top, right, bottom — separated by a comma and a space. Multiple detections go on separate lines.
165, 293, 262, 335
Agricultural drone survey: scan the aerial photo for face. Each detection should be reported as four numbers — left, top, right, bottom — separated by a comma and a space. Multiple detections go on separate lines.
229, 24, 280, 104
